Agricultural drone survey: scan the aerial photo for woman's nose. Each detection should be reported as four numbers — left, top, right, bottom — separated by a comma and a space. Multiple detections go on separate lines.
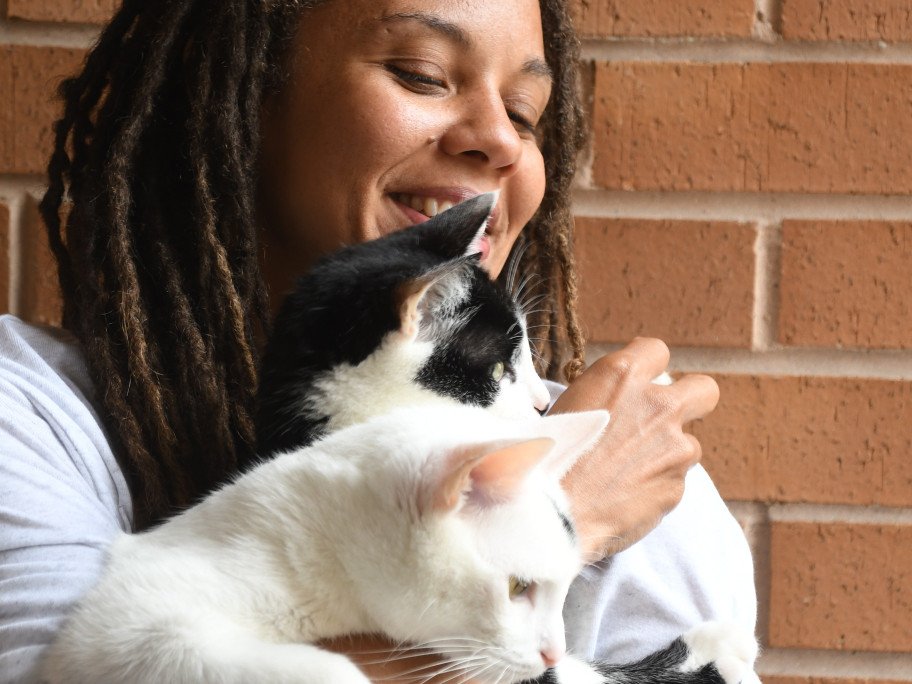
439, 93, 524, 171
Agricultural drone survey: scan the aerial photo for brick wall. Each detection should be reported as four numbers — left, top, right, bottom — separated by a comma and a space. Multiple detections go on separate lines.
1, 1, 910, 682
572, 0, 912, 681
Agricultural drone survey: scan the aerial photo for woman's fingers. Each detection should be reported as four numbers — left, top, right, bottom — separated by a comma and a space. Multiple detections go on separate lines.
666, 373, 720, 424
554, 338, 722, 559
560, 337, 671, 410
608, 337, 671, 381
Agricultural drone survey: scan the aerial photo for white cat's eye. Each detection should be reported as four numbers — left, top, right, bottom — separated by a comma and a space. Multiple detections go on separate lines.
508, 575, 531, 599
491, 361, 505, 382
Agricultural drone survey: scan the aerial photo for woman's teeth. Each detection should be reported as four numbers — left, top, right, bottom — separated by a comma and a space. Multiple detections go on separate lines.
396, 193, 455, 218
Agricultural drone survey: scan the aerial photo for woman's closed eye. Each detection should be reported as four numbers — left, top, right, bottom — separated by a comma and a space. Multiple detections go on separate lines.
386, 63, 540, 137
385, 63, 447, 92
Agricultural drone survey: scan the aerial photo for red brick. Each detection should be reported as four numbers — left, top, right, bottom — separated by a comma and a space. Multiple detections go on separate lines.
20, 197, 62, 327
782, 0, 912, 41
691, 375, 912, 506
779, 221, 912, 349
7, 0, 117, 24
0, 204, 9, 315
0, 46, 87, 176
569, 0, 753, 37
574, 218, 754, 347
770, 522, 912, 651
592, 62, 912, 194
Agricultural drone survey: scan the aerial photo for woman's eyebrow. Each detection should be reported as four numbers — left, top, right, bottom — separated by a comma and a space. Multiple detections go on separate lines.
381, 11, 472, 47
380, 11, 553, 83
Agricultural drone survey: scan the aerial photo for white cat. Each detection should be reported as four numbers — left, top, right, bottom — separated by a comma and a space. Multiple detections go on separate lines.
42, 405, 609, 683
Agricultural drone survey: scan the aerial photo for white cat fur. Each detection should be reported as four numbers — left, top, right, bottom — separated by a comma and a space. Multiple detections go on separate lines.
41, 404, 608, 684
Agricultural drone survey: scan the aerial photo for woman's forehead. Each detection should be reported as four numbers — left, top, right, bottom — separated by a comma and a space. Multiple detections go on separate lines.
294, 0, 547, 62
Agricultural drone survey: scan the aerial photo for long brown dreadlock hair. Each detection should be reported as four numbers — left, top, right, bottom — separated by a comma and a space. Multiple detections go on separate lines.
40, 0, 589, 531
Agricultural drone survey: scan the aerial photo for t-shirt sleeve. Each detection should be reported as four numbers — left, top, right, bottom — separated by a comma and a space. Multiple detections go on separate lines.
0, 318, 131, 684
563, 464, 757, 663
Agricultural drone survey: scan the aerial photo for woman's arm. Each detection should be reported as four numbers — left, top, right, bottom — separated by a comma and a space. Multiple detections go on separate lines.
0, 319, 132, 682
553, 337, 720, 560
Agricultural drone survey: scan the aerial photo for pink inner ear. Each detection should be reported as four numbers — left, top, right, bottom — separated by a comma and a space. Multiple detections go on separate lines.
428, 437, 555, 513
394, 278, 433, 340
465, 223, 488, 257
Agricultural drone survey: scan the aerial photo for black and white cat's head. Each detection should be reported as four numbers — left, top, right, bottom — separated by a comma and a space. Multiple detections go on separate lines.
257, 193, 550, 457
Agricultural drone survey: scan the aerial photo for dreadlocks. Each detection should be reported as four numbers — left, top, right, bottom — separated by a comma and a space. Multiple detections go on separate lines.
40, 0, 589, 530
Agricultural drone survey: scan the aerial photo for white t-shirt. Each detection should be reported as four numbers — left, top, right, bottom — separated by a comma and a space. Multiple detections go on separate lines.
0, 315, 756, 682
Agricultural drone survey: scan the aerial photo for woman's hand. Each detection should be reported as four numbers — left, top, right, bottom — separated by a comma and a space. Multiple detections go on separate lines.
321, 635, 485, 683
553, 337, 720, 561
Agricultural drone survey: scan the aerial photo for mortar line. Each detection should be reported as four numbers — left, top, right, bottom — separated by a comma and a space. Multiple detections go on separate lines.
573, 189, 912, 222
753, 0, 782, 41
757, 647, 912, 678
0, 177, 47, 198
581, 38, 912, 64
751, 221, 780, 351
4, 191, 23, 316
0, 18, 100, 48
585, 344, 912, 380
769, 503, 912, 525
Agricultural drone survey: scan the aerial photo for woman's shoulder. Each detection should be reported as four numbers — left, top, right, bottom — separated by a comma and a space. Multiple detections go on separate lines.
0, 313, 133, 531
0, 314, 93, 399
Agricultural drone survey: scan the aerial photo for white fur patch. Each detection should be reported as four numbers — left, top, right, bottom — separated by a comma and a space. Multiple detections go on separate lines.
679, 621, 759, 684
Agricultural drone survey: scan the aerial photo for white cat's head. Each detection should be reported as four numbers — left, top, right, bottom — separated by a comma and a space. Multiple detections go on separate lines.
337, 406, 609, 683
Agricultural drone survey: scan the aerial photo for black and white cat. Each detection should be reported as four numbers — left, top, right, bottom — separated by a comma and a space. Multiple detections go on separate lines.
41, 195, 758, 683
256, 192, 550, 457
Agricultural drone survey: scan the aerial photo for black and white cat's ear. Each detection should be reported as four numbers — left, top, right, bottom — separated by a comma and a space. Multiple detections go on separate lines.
393, 259, 473, 341
419, 436, 556, 515
416, 192, 498, 259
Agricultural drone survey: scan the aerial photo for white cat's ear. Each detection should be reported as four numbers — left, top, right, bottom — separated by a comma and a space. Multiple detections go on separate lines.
420, 436, 555, 514
394, 261, 472, 341
530, 410, 611, 480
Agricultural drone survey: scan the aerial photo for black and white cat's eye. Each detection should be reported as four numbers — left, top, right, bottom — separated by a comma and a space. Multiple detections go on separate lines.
491, 361, 505, 382
508, 575, 531, 599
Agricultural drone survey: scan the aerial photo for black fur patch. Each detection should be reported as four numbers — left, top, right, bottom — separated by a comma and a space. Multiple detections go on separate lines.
415, 266, 522, 407
519, 637, 728, 684
256, 194, 523, 457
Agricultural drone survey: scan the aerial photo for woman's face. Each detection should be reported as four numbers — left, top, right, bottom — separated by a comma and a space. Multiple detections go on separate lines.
258, 0, 551, 296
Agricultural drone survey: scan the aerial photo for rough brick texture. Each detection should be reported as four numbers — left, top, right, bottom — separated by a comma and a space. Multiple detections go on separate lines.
779, 221, 912, 349
592, 62, 912, 194
781, 0, 912, 42
691, 375, 912, 506
0, 46, 86, 175
569, 0, 753, 37
20, 197, 62, 326
0, 203, 9, 314
770, 522, 912, 652
7, 0, 117, 24
574, 218, 755, 347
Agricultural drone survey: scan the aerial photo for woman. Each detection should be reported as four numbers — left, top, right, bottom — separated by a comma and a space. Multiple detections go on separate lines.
0, 0, 755, 681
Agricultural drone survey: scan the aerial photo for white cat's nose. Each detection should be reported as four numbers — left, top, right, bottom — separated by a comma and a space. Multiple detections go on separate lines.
540, 646, 563, 668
